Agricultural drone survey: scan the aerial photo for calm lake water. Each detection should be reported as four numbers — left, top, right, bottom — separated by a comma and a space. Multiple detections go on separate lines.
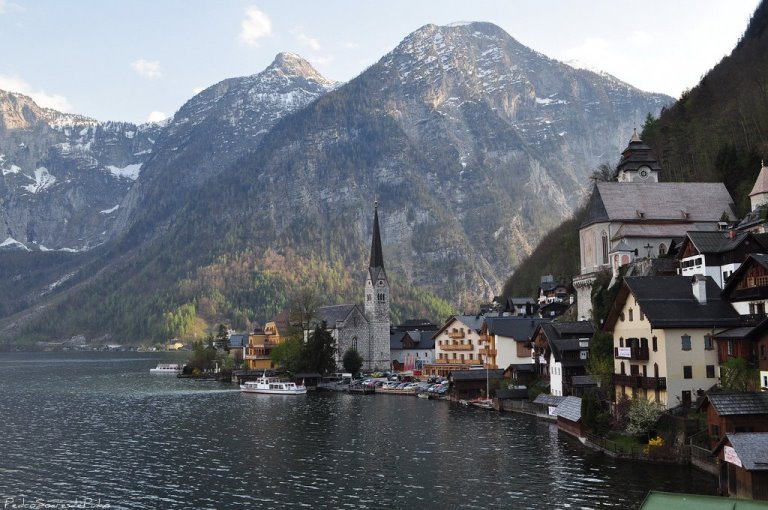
0, 352, 715, 509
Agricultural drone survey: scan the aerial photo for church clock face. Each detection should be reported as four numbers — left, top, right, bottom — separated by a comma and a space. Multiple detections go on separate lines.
638, 166, 650, 180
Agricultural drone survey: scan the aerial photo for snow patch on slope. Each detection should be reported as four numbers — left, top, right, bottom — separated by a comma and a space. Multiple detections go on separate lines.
23, 167, 57, 193
107, 163, 142, 180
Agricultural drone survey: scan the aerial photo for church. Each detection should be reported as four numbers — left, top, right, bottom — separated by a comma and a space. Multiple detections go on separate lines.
313, 202, 391, 371
573, 131, 738, 319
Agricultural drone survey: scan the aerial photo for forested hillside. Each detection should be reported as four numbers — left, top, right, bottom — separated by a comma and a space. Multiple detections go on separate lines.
502, 0, 768, 303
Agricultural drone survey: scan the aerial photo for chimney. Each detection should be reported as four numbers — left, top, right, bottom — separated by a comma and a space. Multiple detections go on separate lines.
692, 274, 707, 304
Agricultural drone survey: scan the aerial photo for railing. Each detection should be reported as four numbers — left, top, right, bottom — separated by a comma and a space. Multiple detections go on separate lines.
614, 347, 649, 361
438, 358, 479, 365
441, 343, 473, 351
740, 275, 768, 289
479, 348, 497, 356
447, 331, 465, 339
612, 374, 667, 389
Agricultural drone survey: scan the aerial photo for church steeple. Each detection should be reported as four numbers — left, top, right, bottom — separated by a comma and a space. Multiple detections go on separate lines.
616, 129, 661, 183
369, 201, 384, 270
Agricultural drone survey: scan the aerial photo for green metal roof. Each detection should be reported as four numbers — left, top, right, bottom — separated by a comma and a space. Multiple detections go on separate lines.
640, 491, 768, 509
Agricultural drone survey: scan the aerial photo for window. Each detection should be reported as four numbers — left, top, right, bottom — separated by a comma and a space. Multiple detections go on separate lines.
727, 340, 734, 356
620, 312, 625, 322
639, 309, 645, 321
652, 336, 658, 352
681, 335, 691, 351
620, 362, 626, 375
750, 302, 766, 315
628, 308, 634, 322
683, 365, 693, 379
580, 350, 588, 360
619, 337, 624, 348
704, 334, 714, 350
706, 365, 715, 378
659, 243, 666, 256
711, 424, 720, 442
602, 231, 609, 264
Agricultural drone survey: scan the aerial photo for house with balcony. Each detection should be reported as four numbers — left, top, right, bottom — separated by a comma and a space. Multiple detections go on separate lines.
677, 230, 768, 288
531, 321, 594, 396
390, 328, 437, 372
484, 316, 549, 385
423, 315, 486, 378
538, 275, 569, 305
604, 275, 745, 409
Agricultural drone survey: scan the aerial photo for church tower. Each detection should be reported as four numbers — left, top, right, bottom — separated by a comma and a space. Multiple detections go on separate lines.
615, 129, 661, 183
364, 201, 391, 370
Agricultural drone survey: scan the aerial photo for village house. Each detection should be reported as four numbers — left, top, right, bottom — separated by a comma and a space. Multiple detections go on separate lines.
390, 327, 437, 372
700, 393, 768, 448
484, 316, 548, 385
713, 433, 768, 500
721, 254, 768, 317
537, 275, 569, 305
555, 396, 584, 439
423, 314, 486, 378
532, 321, 594, 396
504, 297, 537, 317
677, 230, 768, 288
604, 275, 745, 409
573, 131, 738, 319
244, 323, 282, 370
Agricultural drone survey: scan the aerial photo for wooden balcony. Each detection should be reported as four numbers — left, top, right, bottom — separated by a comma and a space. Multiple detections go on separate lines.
479, 348, 497, 356
614, 347, 649, 361
447, 331, 466, 339
613, 374, 667, 389
441, 343, 473, 351
439, 358, 480, 365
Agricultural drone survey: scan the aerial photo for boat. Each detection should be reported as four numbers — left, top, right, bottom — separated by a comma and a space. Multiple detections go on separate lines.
239, 373, 307, 395
149, 363, 184, 374
470, 398, 494, 410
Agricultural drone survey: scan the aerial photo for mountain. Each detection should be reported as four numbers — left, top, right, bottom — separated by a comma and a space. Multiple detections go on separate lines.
503, 0, 768, 303
110, 52, 338, 241
0, 90, 161, 251
642, 0, 768, 216
0, 22, 670, 347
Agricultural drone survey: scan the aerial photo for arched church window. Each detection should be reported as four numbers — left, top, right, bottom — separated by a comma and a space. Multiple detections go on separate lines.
659, 243, 666, 257
601, 231, 609, 264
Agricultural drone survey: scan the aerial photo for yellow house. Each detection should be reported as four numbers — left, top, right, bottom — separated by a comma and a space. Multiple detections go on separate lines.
604, 275, 745, 409
245, 310, 290, 370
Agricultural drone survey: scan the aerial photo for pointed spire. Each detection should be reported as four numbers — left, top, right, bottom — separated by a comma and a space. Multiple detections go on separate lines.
369, 201, 384, 269
630, 128, 641, 143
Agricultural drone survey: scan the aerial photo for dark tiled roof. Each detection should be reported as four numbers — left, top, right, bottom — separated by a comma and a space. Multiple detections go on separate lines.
685, 230, 751, 255
450, 369, 505, 381
556, 396, 582, 422
707, 393, 768, 416
509, 297, 536, 305
390, 331, 406, 350
549, 337, 590, 363
505, 363, 535, 372
581, 182, 736, 228
228, 334, 248, 348
315, 304, 364, 328
725, 433, 768, 471
486, 316, 549, 341
369, 205, 384, 269
624, 276, 743, 328
533, 394, 566, 406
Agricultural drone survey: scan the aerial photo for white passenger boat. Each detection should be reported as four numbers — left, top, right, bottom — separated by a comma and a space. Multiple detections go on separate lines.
149, 363, 184, 374
240, 374, 307, 395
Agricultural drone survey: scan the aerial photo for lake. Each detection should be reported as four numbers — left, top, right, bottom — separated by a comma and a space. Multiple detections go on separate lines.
0, 352, 715, 509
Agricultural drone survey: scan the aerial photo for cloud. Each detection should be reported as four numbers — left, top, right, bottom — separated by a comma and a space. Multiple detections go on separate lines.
239, 6, 271, 46
146, 111, 167, 123
310, 55, 335, 66
291, 27, 320, 51
131, 59, 162, 78
0, 0, 6, 14
0, 74, 72, 112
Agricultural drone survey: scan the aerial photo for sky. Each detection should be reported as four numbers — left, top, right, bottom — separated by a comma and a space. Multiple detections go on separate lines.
0, 0, 761, 125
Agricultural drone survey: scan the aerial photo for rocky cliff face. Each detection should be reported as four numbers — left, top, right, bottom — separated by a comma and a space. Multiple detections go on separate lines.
207, 22, 671, 303
0, 90, 160, 250
110, 52, 337, 240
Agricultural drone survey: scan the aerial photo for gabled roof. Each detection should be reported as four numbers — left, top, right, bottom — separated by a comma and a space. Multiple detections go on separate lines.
581, 182, 736, 229
434, 315, 485, 337
705, 393, 768, 416
268, 308, 290, 334
604, 276, 743, 330
508, 297, 536, 305
681, 230, 767, 257
555, 396, 582, 422
315, 304, 366, 328
722, 254, 768, 297
485, 316, 549, 342
549, 337, 590, 363
720, 433, 768, 471
390, 331, 406, 350
228, 333, 249, 348
537, 321, 594, 341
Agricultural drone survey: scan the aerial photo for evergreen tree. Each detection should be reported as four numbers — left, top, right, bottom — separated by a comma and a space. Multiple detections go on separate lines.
301, 322, 336, 375
342, 348, 363, 375
215, 323, 229, 352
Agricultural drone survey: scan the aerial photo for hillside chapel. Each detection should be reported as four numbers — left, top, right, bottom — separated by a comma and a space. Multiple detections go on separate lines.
313, 203, 391, 371
573, 131, 738, 319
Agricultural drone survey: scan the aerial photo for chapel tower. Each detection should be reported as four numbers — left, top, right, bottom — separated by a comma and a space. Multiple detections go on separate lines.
364, 201, 391, 370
